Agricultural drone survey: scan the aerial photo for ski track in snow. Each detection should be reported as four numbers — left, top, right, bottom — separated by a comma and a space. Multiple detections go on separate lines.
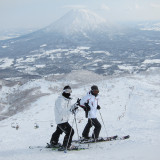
0, 73, 160, 160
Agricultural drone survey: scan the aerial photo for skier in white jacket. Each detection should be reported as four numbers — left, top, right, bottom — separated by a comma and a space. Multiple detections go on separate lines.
49, 85, 78, 151
80, 85, 101, 140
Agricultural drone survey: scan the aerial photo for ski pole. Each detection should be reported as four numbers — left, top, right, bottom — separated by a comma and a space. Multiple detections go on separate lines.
71, 103, 80, 140
99, 110, 108, 137
74, 113, 80, 140
65, 118, 75, 152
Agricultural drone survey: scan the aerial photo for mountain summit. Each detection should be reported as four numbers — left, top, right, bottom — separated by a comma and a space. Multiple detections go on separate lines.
45, 9, 108, 34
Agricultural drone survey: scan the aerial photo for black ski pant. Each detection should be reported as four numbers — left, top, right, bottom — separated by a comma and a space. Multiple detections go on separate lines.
82, 118, 101, 139
50, 122, 74, 148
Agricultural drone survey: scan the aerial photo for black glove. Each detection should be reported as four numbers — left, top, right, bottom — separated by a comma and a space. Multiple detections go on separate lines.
97, 105, 101, 110
71, 106, 78, 114
76, 98, 81, 106
84, 103, 90, 111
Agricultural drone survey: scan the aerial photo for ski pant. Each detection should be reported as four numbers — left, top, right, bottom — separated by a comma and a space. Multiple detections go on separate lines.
82, 118, 101, 139
50, 122, 74, 148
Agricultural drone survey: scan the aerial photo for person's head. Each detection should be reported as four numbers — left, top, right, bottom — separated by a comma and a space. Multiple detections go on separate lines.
91, 85, 99, 97
62, 85, 72, 98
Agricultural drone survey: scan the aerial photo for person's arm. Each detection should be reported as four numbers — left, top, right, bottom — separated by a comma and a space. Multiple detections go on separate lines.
80, 95, 91, 118
80, 95, 89, 108
55, 96, 68, 123
97, 97, 101, 110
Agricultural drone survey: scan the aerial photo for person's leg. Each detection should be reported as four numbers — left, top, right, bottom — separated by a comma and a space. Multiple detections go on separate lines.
50, 125, 63, 145
58, 122, 74, 148
91, 118, 101, 139
82, 119, 92, 138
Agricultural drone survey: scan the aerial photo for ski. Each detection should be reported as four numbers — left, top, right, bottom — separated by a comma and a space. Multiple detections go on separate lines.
29, 144, 88, 151
29, 143, 60, 150
29, 146, 58, 151
116, 135, 130, 140
29, 146, 45, 149
73, 135, 130, 144
58, 146, 89, 152
72, 135, 118, 143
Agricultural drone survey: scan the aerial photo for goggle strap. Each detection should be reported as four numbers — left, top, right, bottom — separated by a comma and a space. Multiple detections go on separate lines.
63, 89, 72, 93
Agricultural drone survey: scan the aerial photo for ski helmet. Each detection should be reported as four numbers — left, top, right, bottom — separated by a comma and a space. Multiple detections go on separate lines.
91, 85, 99, 96
63, 85, 72, 93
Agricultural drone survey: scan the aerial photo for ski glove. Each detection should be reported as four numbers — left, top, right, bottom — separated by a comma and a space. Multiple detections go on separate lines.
72, 107, 78, 114
76, 98, 81, 106
84, 103, 90, 111
70, 104, 79, 114
97, 105, 101, 110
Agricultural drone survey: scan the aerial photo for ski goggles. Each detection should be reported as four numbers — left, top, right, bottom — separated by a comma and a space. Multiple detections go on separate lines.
63, 88, 72, 93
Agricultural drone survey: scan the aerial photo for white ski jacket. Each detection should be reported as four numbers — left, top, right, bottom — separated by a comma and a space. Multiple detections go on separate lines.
54, 95, 74, 124
80, 91, 99, 118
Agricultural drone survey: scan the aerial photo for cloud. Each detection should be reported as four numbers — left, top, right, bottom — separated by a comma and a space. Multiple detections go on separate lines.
62, 5, 86, 9
150, 3, 160, 8
101, 4, 110, 11
135, 4, 140, 9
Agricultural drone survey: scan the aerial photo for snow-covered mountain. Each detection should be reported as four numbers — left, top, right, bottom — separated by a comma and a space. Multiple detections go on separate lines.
0, 9, 160, 79
0, 71, 160, 160
45, 9, 109, 34
0, 9, 119, 58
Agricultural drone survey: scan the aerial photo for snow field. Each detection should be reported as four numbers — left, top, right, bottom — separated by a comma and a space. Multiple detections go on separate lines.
0, 73, 160, 160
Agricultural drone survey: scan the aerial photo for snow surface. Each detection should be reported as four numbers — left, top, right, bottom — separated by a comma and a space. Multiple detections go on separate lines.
0, 58, 14, 69
1, 46, 8, 49
92, 51, 111, 56
139, 22, 160, 31
0, 73, 160, 160
143, 59, 160, 64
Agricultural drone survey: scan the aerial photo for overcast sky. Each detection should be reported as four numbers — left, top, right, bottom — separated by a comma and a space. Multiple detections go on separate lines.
0, 0, 160, 30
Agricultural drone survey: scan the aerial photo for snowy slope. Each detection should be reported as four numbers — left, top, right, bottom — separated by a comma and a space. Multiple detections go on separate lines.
0, 72, 160, 160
